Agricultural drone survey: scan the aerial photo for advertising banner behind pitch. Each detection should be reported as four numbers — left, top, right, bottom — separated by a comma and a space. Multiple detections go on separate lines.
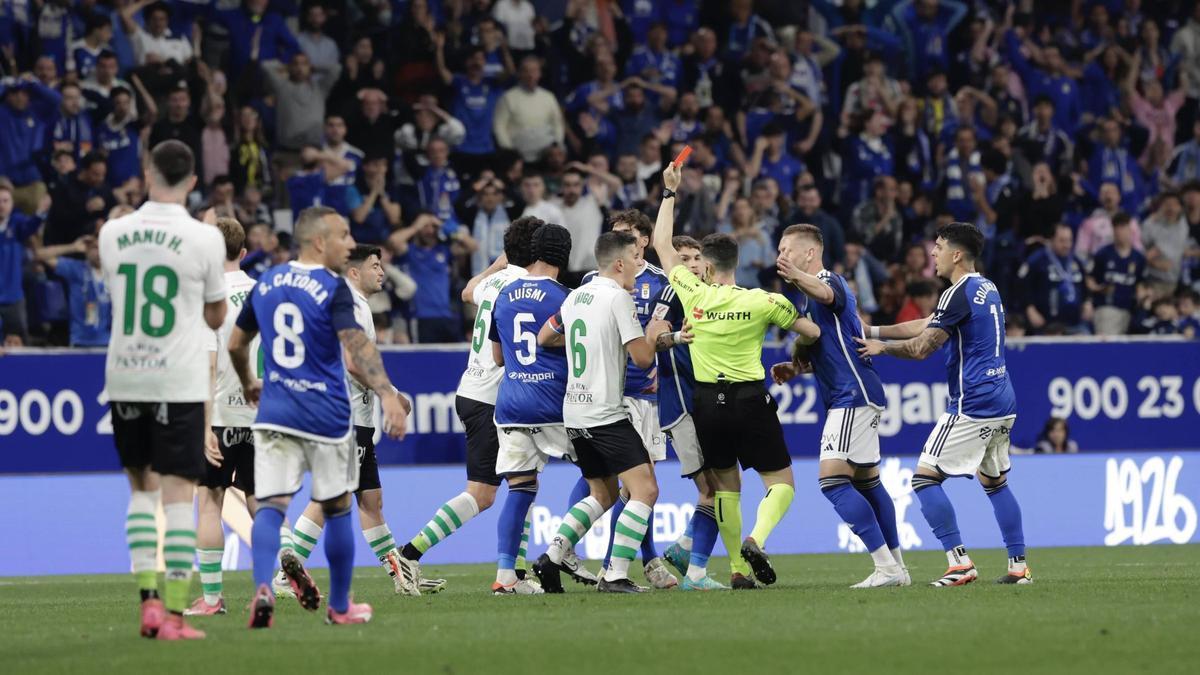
0, 452, 1195, 576
1, 339, 1198, 474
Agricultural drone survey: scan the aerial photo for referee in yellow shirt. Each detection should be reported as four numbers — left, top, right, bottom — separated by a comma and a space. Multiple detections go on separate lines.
652, 164, 820, 589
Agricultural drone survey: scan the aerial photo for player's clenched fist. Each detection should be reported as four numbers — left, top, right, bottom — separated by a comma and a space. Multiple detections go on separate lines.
381, 391, 410, 440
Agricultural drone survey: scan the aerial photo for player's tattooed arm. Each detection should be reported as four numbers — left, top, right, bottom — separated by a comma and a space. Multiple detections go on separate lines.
338, 328, 395, 397
871, 314, 933, 340
654, 321, 694, 351
856, 327, 947, 360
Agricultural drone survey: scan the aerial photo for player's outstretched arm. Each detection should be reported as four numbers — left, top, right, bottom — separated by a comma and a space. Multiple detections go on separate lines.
339, 327, 410, 439
855, 326, 948, 361
654, 321, 693, 351
652, 165, 683, 274
790, 316, 821, 344
204, 300, 227, 330
629, 319, 671, 368
867, 314, 932, 340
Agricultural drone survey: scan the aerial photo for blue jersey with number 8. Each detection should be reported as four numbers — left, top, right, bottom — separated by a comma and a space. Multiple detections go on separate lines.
236, 262, 359, 442
927, 272, 1017, 419
489, 276, 570, 426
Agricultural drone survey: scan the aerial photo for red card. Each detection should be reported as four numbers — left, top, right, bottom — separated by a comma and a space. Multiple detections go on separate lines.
672, 145, 693, 167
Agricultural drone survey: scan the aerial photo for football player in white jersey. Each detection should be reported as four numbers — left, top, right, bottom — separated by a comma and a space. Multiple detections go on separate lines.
185, 215, 264, 616
274, 244, 441, 596
100, 140, 227, 640
532, 230, 676, 593
395, 216, 547, 591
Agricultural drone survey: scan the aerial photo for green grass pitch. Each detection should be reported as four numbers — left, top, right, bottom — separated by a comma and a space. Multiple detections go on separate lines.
3, 545, 1197, 675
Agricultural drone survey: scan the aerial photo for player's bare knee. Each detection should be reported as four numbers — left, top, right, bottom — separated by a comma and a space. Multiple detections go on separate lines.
762, 467, 795, 488
198, 487, 225, 513
320, 492, 353, 515
818, 459, 853, 480
357, 489, 383, 516
978, 472, 1007, 492
467, 481, 498, 511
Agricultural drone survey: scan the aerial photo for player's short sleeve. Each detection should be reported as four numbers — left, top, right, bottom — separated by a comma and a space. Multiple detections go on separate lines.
668, 266, 705, 308
235, 294, 259, 333
818, 272, 847, 314
928, 283, 971, 334
614, 291, 645, 344
330, 278, 359, 332
201, 228, 227, 303
55, 256, 83, 283
651, 285, 677, 323
763, 292, 800, 331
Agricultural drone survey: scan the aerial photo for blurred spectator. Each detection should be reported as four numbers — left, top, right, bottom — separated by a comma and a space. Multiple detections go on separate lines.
894, 278, 939, 324
296, 3, 340, 74
492, 0, 537, 53
1146, 297, 1181, 334
390, 212, 474, 344
261, 54, 340, 152
96, 87, 142, 189
0, 181, 44, 345
148, 86, 202, 164
44, 151, 113, 247
1142, 190, 1190, 298
230, 106, 272, 196
1, 77, 58, 214
350, 156, 403, 245
1018, 224, 1092, 335
329, 36, 390, 110
976, 147, 1019, 297
1088, 214, 1147, 336
552, 168, 603, 279
286, 145, 353, 222
70, 14, 113, 81
789, 179, 844, 270
200, 97, 230, 187
120, 1, 192, 68
211, 0, 300, 80
1016, 96, 1073, 177
48, 82, 94, 162
417, 137, 462, 221
841, 110, 893, 219
34, 231, 110, 347
81, 52, 134, 124
519, 172, 564, 224
1004, 27, 1082, 135
1076, 183, 1144, 262
322, 114, 365, 218
843, 237, 888, 318
748, 122, 804, 198
1088, 117, 1145, 215
437, 42, 503, 177
726, 0, 774, 61
1177, 290, 1200, 338
494, 56, 564, 162
1168, 120, 1200, 187
1020, 162, 1065, 248
1035, 417, 1079, 454
459, 175, 516, 276
941, 125, 981, 223
852, 174, 904, 264
1124, 52, 1187, 173
891, 0, 967, 86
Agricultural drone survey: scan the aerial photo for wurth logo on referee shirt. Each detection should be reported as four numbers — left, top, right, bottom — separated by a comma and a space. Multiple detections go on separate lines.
692, 306, 704, 320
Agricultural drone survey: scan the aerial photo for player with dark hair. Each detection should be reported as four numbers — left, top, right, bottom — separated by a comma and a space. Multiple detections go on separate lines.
487, 223, 575, 594
532, 230, 675, 593
230, 206, 410, 628
773, 223, 908, 588
395, 216, 557, 592
858, 222, 1031, 586
652, 164, 820, 590
99, 140, 228, 639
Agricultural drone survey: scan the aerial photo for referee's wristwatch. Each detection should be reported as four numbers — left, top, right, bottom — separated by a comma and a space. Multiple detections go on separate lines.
661, 188, 676, 200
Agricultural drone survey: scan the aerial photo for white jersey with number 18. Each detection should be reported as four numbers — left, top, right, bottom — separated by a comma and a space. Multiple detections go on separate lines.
456, 264, 527, 405
210, 269, 260, 427
560, 276, 645, 429
100, 201, 226, 403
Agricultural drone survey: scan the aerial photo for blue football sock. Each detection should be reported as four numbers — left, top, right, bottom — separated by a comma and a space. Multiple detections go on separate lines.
602, 494, 627, 569
855, 476, 900, 550
640, 505, 658, 561
689, 504, 718, 570
251, 504, 285, 591
912, 475, 963, 551
566, 476, 589, 509
324, 508, 355, 613
498, 483, 538, 571
820, 477, 885, 552
985, 481, 1026, 558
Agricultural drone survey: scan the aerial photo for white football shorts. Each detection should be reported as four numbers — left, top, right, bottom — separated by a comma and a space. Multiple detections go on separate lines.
253, 430, 359, 502
665, 413, 705, 477
496, 425, 575, 476
624, 396, 666, 462
819, 405, 884, 467
919, 413, 1017, 478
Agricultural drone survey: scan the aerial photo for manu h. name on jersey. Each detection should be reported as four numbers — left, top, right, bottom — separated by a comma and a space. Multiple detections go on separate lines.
113, 227, 186, 254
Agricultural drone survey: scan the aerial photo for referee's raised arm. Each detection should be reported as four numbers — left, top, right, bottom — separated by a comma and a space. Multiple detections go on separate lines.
652, 164, 683, 274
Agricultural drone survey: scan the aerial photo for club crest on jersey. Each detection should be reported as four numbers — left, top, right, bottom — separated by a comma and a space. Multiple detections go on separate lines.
640, 282, 650, 299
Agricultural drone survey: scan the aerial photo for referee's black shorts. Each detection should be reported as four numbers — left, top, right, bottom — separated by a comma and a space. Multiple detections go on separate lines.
693, 380, 791, 473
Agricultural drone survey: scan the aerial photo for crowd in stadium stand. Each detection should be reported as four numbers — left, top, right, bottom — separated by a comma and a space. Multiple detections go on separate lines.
2, 0, 1199, 347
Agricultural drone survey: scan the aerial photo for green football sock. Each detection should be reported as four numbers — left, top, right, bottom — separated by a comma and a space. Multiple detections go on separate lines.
715, 491, 750, 576
162, 503, 196, 614
197, 548, 224, 605
748, 484, 795, 548
126, 490, 159, 595
411, 492, 480, 553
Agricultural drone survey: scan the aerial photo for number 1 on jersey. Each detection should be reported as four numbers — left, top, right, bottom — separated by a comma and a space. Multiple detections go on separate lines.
989, 303, 1001, 358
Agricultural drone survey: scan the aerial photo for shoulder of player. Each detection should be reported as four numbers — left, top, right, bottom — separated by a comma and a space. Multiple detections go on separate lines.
643, 262, 668, 279
345, 144, 366, 159
937, 274, 971, 309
